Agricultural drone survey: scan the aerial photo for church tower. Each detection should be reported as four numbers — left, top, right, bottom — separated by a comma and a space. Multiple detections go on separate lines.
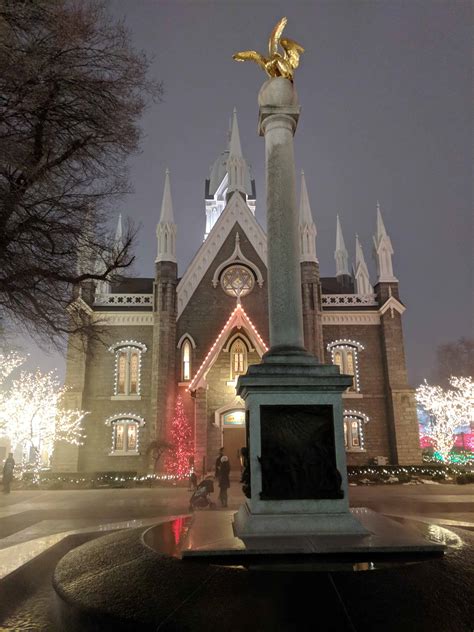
373, 202, 397, 282
204, 109, 256, 239
299, 171, 324, 360
372, 204, 421, 464
151, 170, 178, 443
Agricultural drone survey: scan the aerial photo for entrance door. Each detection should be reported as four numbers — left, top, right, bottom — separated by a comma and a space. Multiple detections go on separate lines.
223, 427, 246, 477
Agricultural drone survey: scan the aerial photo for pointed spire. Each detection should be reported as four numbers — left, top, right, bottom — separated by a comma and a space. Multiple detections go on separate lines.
334, 215, 349, 277
159, 168, 175, 223
299, 171, 317, 262
376, 201, 387, 239
355, 235, 373, 294
299, 171, 313, 225
229, 107, 243, 158
156, 169, 177, 263
355, 234, 365, 265
373, 202, 397, 282
227, 109, 247, 197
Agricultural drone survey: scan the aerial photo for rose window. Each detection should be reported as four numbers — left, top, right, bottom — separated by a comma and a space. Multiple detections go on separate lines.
221, 265, 255, 298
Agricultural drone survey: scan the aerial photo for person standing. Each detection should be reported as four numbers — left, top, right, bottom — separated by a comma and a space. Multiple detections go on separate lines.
218, 455, 230, 508
2, 453, 15, 494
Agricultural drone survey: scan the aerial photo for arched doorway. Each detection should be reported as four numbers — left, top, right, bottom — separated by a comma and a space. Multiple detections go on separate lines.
220, 408, 246, 475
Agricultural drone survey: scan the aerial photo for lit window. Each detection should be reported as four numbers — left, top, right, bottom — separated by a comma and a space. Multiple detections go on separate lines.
343, 411, 369, 451
112, 420, 139, 453
328, 341, 363, 392
230, 338, 247, 378
109, 342, 147, 397
182, 340, 191, 381
105, 415, 145, 455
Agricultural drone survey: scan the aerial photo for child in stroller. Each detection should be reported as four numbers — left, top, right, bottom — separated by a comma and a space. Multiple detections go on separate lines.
189, 477, 216, 511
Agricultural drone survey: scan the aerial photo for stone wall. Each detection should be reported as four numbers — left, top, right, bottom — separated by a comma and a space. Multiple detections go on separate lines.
177, 222, 269, 377
75, 324, 154, 473
323, 323, 393, 465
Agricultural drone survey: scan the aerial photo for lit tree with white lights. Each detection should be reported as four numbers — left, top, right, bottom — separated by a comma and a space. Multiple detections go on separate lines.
0, 352, 26, 432
0, 367, 86, 477
416, 376, 473, 462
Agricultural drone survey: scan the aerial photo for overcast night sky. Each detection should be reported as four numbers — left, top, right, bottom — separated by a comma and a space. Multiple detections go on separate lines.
22, 0, 472, 386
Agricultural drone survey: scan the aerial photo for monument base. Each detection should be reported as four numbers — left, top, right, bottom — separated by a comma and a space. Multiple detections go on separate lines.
234, 501, 369, 538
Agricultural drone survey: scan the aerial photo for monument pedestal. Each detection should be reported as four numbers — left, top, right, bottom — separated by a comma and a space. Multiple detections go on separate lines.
234, 357, 370, 538
234, 502, 368, 537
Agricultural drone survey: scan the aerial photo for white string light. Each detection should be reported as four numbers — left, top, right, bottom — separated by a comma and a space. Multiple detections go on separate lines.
188, 304, 268, 391
343, 409, 370, 450
0, 368, 87, 480
105, 414, 145, 455
328, 340, 365, 392
109, 341, 147, 396
416, 376, 473, 462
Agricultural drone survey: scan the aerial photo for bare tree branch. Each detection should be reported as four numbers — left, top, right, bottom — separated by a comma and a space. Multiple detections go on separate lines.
0, 0, 162, 346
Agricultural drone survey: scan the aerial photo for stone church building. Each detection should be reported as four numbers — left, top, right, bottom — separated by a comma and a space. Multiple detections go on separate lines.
54, 111, 420, 475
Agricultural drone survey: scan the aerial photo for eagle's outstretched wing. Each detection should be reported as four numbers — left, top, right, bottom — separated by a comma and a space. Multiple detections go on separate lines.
268, 17, 287, 57
280, 38, 305, 70
233, 50, 268, 73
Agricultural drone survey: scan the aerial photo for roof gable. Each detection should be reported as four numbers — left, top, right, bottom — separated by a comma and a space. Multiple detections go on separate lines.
177, 192, 267, 318
188, 303, 268, 391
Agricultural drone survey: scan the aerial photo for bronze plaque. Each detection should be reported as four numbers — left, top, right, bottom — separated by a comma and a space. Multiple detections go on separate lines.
259, 405, 343, 500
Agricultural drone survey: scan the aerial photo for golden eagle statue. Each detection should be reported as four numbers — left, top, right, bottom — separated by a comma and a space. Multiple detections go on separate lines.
232, 17, 304, 81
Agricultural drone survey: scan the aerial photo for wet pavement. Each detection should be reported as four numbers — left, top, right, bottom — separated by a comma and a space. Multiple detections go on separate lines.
0, 483, 472, 630
53, 517, 474, 631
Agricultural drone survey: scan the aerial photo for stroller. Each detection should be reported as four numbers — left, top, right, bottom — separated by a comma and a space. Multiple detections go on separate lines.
189, 477, 216, 511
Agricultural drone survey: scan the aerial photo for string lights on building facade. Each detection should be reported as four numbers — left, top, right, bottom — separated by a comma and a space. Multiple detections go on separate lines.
343, 409, 370, 450
105, 413, 145, 455
53, 108, 430, 472
187, 304, 268, 392
108, 341, 147, 397
327, 339, 365, 392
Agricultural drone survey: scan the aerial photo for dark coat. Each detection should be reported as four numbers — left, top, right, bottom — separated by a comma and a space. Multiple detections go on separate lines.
218, 460, 230, 490
2, 457, 15, 481
215, 454, 223, 478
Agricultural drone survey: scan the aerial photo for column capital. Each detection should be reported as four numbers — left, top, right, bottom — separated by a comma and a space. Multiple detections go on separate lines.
258, 106, 300, 136
258, 77, 300, 136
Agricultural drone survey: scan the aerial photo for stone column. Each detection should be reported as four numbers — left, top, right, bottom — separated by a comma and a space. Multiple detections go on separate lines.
235, 77, 366, 538
258, 78, 305, 356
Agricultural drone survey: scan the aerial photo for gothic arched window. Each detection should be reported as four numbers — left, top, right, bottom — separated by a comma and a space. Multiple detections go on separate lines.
327, 340, 364, 392
230, 338, 247, 378
182, 340, 191, 381
105, 414, 145, 455
343, 411, 369, 451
